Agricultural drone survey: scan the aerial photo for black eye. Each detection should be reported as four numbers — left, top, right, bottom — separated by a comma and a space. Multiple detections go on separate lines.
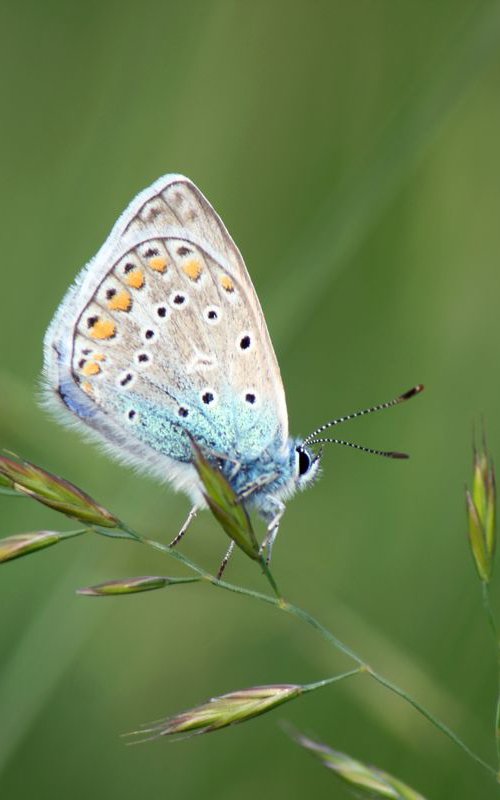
297, 448, 311, 476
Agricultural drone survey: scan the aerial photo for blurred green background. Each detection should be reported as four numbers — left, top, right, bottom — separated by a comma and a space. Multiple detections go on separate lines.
1, 1, 500, 797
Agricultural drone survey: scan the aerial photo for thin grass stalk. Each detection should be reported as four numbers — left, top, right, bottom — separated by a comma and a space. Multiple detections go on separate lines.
482, 582, 500, 770
2, 458, 496, 777
102, 521, 497, 779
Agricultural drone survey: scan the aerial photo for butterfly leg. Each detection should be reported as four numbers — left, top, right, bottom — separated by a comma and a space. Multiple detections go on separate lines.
216, 540, 235, 580
168, 506, 198, 548
237, 472, 278, 503
260, 499, 286, 563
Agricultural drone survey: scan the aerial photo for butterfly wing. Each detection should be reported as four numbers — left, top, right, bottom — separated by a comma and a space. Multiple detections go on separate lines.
44, 175, 289, 489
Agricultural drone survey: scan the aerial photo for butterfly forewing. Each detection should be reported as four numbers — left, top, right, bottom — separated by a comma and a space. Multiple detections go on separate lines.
45, 176, 289, 477
117, 176, 288, 435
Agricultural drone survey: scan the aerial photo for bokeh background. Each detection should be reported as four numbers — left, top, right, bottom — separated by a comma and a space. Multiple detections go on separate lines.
1, 2, 500, 798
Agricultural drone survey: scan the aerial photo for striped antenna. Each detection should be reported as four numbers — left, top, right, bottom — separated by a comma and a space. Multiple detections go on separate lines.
305, 437, 409, 459
303, 384, 424, 458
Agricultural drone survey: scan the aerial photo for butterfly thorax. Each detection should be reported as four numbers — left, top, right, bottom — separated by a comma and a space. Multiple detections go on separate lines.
218, 435, 319, 526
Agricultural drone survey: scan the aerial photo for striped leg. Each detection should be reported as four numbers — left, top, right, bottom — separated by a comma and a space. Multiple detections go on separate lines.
168, 506, 198, 548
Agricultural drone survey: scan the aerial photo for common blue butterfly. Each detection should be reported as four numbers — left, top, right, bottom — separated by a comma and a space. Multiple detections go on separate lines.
43, 175, 422, 561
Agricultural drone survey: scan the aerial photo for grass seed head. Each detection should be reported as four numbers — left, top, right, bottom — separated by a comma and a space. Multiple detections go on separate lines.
292, 733, 427, 799
128, 684, 303, 740
466, 440, 496, 583
0, 531, 63, 563
0, 454, 119, 528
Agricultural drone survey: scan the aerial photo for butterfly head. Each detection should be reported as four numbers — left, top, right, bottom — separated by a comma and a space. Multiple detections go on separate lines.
293, 442, 322, 491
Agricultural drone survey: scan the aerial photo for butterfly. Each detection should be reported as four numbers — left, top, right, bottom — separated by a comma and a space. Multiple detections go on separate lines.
43, 174, 422, 563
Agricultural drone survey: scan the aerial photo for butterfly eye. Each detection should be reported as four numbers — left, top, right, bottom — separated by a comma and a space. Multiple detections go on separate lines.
297, 447, 311, 476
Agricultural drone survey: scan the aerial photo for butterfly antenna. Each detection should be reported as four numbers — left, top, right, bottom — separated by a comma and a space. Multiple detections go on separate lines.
303, 384, 424, 458
305, 437, 409, 459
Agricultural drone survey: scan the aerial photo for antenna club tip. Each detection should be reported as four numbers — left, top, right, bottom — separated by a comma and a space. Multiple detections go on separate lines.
389, 451, 410, 459
399, 384, 424, 402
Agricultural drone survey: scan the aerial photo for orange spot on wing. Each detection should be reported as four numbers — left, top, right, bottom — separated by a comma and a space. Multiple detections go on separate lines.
90, 319, 116, 340
107, 290, 132, 311
183, 259, 203, 282
93, 353, 106, 361
81, 381, 93, 395
125, 269, 145, 289
149, 256, 168, 273
220, 275, 234, 292
82, 361, 101, 376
